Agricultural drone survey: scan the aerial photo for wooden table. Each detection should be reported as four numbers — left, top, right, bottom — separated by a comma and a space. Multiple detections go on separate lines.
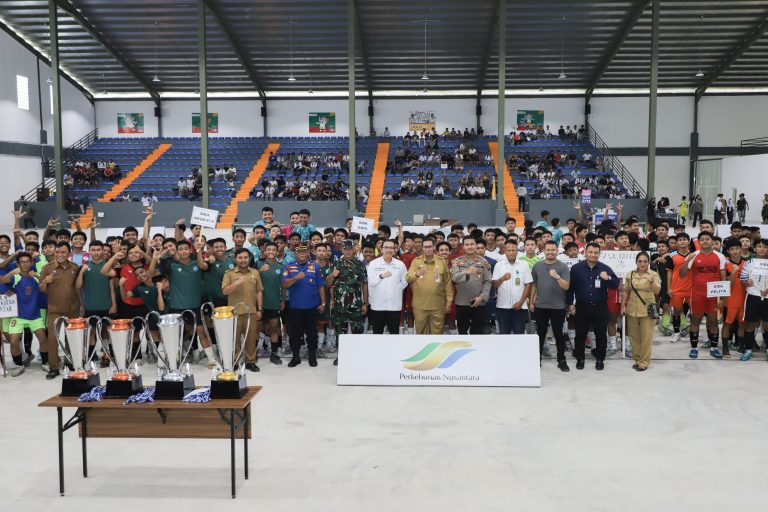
38, 386, 261, 498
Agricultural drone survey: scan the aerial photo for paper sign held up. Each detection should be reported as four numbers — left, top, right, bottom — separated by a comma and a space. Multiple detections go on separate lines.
707, 280, 731, 298
0, 294, 19, 318
190, 207, 219, 229
351, 216, 375, 236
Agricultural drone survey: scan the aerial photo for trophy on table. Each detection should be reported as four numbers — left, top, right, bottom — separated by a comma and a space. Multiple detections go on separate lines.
202, 302, 250, 399
55, 316, 101, 396
99, 317, 146, 398
147, 310, 196, 400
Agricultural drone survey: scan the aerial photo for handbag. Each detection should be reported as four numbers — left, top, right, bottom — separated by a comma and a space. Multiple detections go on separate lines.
629, 271, 660, 319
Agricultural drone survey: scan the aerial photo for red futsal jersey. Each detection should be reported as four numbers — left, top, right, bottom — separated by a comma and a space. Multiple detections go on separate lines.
688, 250, 727, 297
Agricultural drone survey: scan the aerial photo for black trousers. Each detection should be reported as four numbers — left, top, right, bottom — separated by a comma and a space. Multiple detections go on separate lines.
692, 211, 702, 227
456, 305, 485, 334
533, 308, 567, 361
574, 302, 609, 362
287, 307, 318, 357
369, 309, 401, 334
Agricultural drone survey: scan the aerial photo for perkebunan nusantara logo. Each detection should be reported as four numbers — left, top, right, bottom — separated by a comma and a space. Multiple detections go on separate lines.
401, 341, 475, 371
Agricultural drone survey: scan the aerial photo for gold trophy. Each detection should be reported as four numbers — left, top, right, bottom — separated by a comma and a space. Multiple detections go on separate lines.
147, 311, 196, 399
99, 317, 146, 398
56, 316, 101, 396
202, 302, 250, 398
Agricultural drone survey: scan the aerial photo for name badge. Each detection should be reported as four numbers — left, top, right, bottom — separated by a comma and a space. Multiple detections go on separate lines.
514, 277, 521, 286
595, 278, 601, 289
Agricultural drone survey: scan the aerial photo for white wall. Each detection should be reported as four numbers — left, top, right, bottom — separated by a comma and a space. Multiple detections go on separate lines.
0, 30, 94, 147
267, 99, 368, 137
620, 155, 690, 203
590, 96, 693, 148
0, 155, 44, 207
95, 100, 158, 138
720, 154, 768, 221
699, 95, 768, 147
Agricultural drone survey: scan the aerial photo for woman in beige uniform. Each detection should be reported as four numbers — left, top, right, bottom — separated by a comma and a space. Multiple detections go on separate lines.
621, 252, 661, 371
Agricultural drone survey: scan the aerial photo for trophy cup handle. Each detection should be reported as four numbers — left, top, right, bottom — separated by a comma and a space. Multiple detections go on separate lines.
84, 315, 101, 364
180, 309, 197, 366
96, 317, 115, 367
233, 302, 250, 371
127, 316, 147, 368
145, 311, 169, 368
200, 301, 217, 360
54, 316, 76, 368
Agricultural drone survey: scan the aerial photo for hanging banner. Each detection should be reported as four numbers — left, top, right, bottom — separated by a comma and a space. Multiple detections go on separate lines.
117, 113, 144, 134
516, 110, 544, 130
409, 111, 436, 132
580, 189, 592, 205
309, 112, 336, 133
192, 113, 219, 134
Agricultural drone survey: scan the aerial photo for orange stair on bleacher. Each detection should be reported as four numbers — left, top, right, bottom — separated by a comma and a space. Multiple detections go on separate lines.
488, 141, 525, 225
77, 143, 172, 228
217, 143, 281, 229
363, 142, 390, 226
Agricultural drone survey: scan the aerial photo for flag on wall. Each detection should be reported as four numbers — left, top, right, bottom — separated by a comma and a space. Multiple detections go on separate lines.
117, 113, 144, 134
516, 110, 544, 130
309, 112, 336, 133
192, 113, 219, 133
409, 111, 436, 132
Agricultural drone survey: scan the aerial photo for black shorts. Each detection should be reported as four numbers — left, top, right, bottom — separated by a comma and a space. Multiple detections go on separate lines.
84, 310, 111, 326
658, 291, 670, 306
121, 304, 148, 322
262, 308, 281, 320
170, 307, 203, 326
743, 295, 768, 323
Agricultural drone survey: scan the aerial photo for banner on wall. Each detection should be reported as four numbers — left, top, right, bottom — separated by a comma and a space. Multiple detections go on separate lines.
117, 113, 144, 134
309, 112, 336, 133
192, 113, 219, 134
409, 111, 436, 132
516, 109, 544, 130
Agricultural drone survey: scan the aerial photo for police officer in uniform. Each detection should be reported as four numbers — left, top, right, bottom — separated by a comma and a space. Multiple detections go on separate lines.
281, 243, 326, 367
325, 239, 368, 366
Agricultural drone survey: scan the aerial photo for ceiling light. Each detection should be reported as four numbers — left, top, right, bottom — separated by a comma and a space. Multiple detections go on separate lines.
152, 75, 161, 83
695, 69, 704, 77
421, 73, 429, 81
288, 74, 296, 82
558, 16, 567, 80
46, 76, 52, 83
558, 72, 567, 79
288, 19, 297, 83
538, 85, 544, 92
308, 87, 314, 94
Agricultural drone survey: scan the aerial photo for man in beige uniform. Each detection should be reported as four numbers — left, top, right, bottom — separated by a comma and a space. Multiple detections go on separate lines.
222, 248, 263, 372
406, 237, 453, 334
39, 242, 81, 379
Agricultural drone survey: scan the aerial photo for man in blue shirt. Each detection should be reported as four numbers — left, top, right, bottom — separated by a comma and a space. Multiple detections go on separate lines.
281, 243, 326, 367
567, 242, 619, 370
291, 208, 316, 241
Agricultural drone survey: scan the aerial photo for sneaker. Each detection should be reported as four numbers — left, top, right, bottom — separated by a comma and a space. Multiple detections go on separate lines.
10, 366, 25, 377
701, 340, 712, 349
689, 348, 699, 359
41, 363, 50, 373
625, 348, 633, 358
671, 333, 681, 343
542, 344, 551, 357
207, 359, 219, 369
192, 350, 204, 364
606, 346, 618, 357
316, 348, 326, 359
723, 352, 732, 359
269, 353, 282, 365
710, 347, 723, 359
22, 353, 34, 367
245, 362, 260, 372
740, 350, 753, 361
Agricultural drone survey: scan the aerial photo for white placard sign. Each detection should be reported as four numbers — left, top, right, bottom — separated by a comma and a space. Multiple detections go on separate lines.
351, 216, 375, 236
336, 334, 541, 387
599, 251, 640, 278
0, 294, 18, 318
707, 280, 731, 298
190, 206, 219, 229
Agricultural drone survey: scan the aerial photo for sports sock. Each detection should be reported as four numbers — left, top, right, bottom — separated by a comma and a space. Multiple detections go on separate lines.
203, 346, 217, 363
12, 354, 23, 366
672, 316, 681, 333
40, 351, 49, 364
689, 332, 699, 349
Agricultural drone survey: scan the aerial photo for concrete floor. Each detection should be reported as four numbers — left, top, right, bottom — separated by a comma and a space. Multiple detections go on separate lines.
1, 335, 767, 512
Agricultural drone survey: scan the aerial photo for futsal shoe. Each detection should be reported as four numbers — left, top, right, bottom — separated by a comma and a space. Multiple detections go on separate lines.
671, 332, 681, 343
740, 350, 752, 361
710, 347, 723, 359
689, 348, 699, 359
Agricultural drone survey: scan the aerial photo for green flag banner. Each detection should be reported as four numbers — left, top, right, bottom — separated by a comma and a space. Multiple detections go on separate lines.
192, 113, 219, 134
516, 110, 544, 130
117, 113, 144, 134
309, 112, 336, 133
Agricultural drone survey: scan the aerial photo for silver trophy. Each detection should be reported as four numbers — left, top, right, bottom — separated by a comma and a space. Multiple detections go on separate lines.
146, 310, 195, 381
55, 316, 99, 378
98, 317, 145, 378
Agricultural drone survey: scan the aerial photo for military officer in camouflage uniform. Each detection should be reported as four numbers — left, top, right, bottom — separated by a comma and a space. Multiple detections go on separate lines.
325, 239, 368, 366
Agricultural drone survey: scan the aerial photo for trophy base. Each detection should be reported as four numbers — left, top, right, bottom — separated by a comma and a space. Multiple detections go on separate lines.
211, 374, 247, 399
105, 375, 144, 398
60, 373, 101, 397
155, 375, 195, 400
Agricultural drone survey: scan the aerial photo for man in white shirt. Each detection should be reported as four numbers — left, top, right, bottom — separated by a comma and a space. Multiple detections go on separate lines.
517, 185, 527, 212
367, 239, 408, 334
492, 240, 533, 334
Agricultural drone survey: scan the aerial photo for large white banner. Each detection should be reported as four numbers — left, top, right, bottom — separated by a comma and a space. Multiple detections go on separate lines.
336, 334, 540, 387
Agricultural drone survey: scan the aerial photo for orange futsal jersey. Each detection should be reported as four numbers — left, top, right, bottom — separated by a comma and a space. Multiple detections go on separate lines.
669, 252, 693, 297
725, 259, 747, 307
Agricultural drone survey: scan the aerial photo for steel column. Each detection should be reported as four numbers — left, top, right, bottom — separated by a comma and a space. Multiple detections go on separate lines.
48, 0, 64, 211
496, 0, 505, 211
689, 97, 700, 198
348, 0, 356, 213
199, 0, 209, 209
646, 0, 659, 199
